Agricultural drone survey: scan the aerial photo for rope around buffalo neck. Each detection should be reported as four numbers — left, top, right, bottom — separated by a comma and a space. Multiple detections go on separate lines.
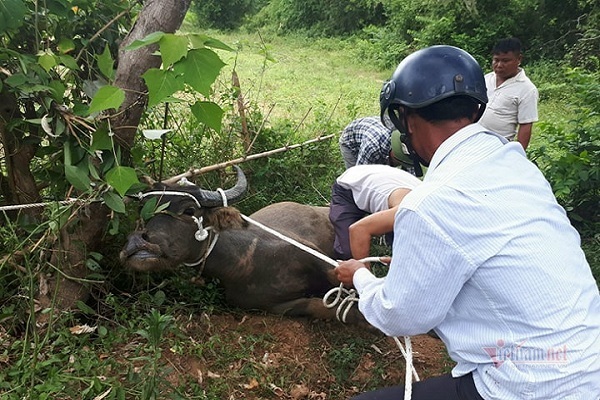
240, 213, 419, 399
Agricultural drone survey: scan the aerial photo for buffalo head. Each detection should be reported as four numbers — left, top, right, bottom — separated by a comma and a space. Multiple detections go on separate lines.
120, 166, 247, 272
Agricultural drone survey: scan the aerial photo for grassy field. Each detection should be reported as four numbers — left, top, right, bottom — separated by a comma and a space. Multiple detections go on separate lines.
197, 30, 567, 150
204, 31, 392, 135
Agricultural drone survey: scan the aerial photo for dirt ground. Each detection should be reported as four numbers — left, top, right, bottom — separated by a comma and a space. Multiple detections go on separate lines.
158, 311, 454, 399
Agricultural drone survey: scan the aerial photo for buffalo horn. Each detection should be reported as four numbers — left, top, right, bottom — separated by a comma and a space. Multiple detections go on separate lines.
193, 165, 248, 207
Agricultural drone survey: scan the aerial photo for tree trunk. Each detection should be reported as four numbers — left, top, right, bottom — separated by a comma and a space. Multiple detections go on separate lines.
112, 0, 193, 158
42, 0, 192, 319
0, 92, 42, 220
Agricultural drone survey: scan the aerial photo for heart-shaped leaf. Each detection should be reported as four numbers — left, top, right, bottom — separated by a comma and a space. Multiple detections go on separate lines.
105, 166, 139, 197
88, 85, 125, 114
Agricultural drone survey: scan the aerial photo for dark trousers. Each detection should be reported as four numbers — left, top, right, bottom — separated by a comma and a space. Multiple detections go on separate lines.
351, 373, 484, 400
329, 183, 367, 260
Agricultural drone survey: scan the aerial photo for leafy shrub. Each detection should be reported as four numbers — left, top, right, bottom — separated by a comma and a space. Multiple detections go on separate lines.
529, 68, 600, 234
191, 0, 268, 31
247, 0, 386, 37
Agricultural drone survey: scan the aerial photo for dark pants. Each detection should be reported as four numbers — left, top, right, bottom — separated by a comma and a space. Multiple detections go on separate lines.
329, 183, 367, 260
329, 183, 394, 260
351, 373, 484, 400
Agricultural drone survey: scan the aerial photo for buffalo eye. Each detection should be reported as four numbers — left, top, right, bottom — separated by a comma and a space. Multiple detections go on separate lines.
183, 207, 196, 216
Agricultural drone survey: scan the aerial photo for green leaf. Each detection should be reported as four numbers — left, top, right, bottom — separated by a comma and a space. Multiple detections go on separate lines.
190, 101, 223, 132
177, 48, 225, 96
140, 197, 158, 221
48, 80, 66, 101
58, 55, 80, 70
57, 38, 75, 54
159, 34, 189, 66
91, 128, 113, 151
189, 34, 234, 51
125, 31, 166, 51
0, 0, 27, 34
108, 216, 120, 236
88, 85, 125, 114
97, 45, 114, 80
4, 73, 28, 87
65, 163, 91, 192
76, 300, 96, 315
142, 68, 185, 108
105, 166, 139, 196
38, 52, 57, 72
102, 190, 126, 213
98, 325, 108, 337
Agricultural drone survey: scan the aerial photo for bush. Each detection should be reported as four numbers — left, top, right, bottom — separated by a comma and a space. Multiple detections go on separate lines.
247, 0, 387, 37
191, 0, 267, 30
528, 68, 600, 234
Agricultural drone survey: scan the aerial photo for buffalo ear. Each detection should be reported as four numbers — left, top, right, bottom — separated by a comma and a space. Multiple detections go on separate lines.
205, 207, 246, 231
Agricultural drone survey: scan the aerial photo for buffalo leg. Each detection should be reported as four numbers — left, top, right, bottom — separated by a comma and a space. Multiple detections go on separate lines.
270, 298, 372, 328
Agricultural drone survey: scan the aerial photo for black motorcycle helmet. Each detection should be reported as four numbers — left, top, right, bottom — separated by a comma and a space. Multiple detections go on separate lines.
380, 45, 488, 176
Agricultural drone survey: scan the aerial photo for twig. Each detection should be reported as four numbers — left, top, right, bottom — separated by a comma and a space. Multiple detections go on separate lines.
162, 134, 335, 184
75, 8, 132, 63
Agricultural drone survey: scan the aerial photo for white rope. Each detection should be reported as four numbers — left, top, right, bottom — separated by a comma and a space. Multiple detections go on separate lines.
216, 188, 228, 207
240, 214, 417, 399
322, 256, 385, 323
135, 190, 203, 209
240, 214, 339, 267
0, 198, 81, 211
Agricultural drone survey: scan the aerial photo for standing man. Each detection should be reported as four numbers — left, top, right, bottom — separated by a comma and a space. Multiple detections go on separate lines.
336, 45, 600, 399
479, 37, 539, 150
338, 116, 417, 174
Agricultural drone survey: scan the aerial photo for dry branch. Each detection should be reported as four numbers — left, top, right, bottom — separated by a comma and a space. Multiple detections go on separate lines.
163, 133, 335, 185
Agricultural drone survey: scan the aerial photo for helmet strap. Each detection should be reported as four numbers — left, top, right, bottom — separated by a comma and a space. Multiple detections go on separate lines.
389, 106, 424, 177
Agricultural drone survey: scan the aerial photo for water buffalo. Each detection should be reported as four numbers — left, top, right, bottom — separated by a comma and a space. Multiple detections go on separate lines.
120, 167, 365, 324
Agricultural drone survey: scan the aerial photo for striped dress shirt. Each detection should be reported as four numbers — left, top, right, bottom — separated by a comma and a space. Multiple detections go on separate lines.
353, 123, 600, 399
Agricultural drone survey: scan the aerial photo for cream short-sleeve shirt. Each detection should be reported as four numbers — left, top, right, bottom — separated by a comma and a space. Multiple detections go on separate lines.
479, 69, 539, 140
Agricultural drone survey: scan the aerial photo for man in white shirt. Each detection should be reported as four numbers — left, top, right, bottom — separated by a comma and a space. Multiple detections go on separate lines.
478, 37, 539, 150
336, 45, 600, 400
329, 164, 421, 260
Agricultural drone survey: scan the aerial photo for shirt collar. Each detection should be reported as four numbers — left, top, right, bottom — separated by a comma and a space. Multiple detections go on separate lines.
499, 68, 526, 85
426, 123, 507, 174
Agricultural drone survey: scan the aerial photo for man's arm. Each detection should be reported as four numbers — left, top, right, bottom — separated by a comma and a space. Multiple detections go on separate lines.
516, 122, 533, 149
349, 206, 398, 260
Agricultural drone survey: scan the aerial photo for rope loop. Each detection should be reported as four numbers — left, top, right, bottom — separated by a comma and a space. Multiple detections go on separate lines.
216, 188, 228, 207
323, 284, 359, 323
192, 216, 209, 241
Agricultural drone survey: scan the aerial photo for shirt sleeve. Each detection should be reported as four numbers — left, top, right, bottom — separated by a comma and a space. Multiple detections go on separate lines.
517, 86, 539, 124
353, 208, 477, 337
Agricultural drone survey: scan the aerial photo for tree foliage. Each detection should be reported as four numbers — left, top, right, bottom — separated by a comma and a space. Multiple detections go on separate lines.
248, 0, 387, 36
190, 0, 268, 30
245, 0, 599, 69
529, 68, 600, 232
0, 0, 233, 311
0, 1, 229, 215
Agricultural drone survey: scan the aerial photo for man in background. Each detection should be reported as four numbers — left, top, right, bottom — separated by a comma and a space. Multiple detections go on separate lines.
479, 37, 539, 150
338, 116, 418, 175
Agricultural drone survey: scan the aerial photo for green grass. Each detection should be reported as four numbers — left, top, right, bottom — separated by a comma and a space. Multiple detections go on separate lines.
202, 31, 391, 134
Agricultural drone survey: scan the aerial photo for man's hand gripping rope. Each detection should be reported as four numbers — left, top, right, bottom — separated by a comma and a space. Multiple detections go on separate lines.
240, 215, 419, 399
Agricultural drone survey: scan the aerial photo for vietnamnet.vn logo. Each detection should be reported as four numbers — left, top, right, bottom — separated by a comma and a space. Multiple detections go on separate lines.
483, 339, 568, 368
